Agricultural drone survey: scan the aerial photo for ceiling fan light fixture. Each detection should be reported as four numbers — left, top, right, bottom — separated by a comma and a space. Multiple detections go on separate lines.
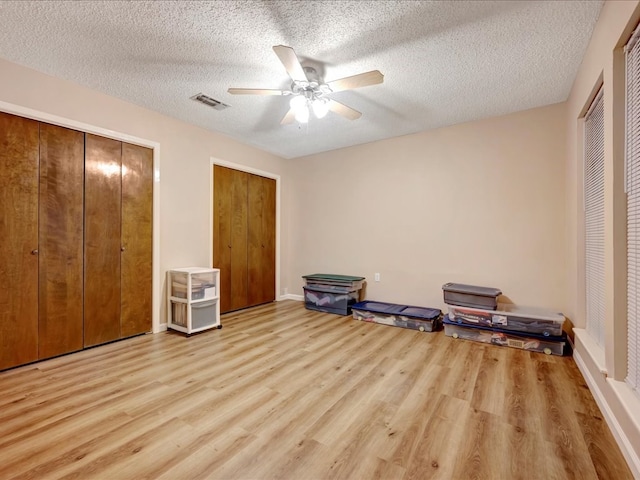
289, 95, 307, 110
312, 99, 329, 119
294, 104, 310, 123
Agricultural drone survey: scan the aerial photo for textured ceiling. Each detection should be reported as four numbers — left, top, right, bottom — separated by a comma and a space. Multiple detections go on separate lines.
0, 0, 602, 159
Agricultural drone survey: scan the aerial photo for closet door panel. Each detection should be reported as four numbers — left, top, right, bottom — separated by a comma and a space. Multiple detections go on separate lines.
247, 174, 263, 307
213, 165, 233, 313
247, 175, 276, 306
120, 143, 153, 338
0, 113, 39, 370
261, 176, 276, 304
84, 134, 122, 347
38, 123, 84, 359
230, 169, 248, 311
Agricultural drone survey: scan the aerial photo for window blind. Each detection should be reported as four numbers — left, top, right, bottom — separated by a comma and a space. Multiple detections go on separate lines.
584, 87, 605, 348
626, 28, 640, 394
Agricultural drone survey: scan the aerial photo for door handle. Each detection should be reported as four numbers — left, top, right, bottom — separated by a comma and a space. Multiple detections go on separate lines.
121, 246, 126, 252
31, 249, 38, 255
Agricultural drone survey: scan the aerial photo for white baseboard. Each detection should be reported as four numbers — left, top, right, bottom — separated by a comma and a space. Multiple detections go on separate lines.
278, 294, 304, 301
158, 322, 168, 332
574, 350, 640, 479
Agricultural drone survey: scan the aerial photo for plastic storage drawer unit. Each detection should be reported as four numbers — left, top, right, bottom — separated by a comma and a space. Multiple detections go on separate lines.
303, 286, 359, 315
442, 283, 502, 310
447, 304, 565, 337
443, 315, 566, 356
352, 301, 441, 332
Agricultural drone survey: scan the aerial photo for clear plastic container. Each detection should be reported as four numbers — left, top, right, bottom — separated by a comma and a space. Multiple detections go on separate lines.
170, 268, 217, 301
442, 282, 502, 310
443, 316, 566, 356
447, 303, 565, 337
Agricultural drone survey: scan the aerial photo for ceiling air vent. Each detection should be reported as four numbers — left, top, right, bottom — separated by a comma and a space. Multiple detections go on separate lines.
191, 93, 230, 111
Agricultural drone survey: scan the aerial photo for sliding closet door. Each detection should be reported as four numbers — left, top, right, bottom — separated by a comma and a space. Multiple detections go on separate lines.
120, 143, 153, 337
247, 174, 276, 306
38, 123, 84, 359
0, 112, 39, 370
84, 134, 122, 347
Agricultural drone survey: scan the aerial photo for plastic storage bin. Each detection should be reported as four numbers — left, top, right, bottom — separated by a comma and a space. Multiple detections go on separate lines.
303, 274, 365, 292
443, 315, 566, 356
352, 301, 441, 332
447, 304, 565, 337
303, 285, 359, 315
442, 283, 502, 310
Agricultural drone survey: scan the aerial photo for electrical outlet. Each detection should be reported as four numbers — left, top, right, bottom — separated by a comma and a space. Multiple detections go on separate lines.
374, 273, 380, 282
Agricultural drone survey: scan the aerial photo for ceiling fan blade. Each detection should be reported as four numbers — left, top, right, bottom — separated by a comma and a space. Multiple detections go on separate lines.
325, 70, 384, 93
327, 99, 362, 120
227, 88, 285, 95
272, 45, 307, 83
281, 107, 296, 125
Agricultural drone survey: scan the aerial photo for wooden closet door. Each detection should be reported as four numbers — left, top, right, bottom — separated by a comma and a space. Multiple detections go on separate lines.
84, 134, 122, 347
38, 123, 84, 359
229, 169, 249, 311
213, 165, 233, 312
0, 112, 39, 370
120, 143, 153, 338
247, 174, 276, 306
213, 165, 249, 313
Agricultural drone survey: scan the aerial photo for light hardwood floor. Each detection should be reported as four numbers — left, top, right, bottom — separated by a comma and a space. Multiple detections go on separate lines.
0, 300, 632, 479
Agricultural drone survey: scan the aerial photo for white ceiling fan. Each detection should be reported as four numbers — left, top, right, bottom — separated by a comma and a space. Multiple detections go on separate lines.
228, 45, 384, 125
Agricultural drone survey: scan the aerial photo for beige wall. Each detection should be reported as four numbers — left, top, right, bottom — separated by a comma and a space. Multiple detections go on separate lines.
289, 103, 567, 312
0, 57, 291, 324
565, 0, 640, 475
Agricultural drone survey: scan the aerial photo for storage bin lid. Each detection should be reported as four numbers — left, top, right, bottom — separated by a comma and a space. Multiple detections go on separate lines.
442, 282, 502, 297
303, 273, 365, 282
352, 301, 441, 320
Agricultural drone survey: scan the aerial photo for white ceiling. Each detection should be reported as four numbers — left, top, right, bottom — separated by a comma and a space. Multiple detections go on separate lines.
0, 0, 602, 159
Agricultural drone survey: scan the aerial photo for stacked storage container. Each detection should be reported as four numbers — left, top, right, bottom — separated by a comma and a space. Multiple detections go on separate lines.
351, 301, 441, 332
442, 283, 567, 355
302, 274, 365, 315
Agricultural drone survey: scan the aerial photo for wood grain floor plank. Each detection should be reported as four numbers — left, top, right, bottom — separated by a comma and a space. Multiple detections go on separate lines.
534, 359, 600, 479
402, 394, 470, 480
319, 401, 397, 479
470, 346, 508, 415
153, 427, 258, 480
0, 380, 167, 454
0, 301, 632, 479
436, 339, 484, 401
575, 411, 634, 480
451, 407, 509, 480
